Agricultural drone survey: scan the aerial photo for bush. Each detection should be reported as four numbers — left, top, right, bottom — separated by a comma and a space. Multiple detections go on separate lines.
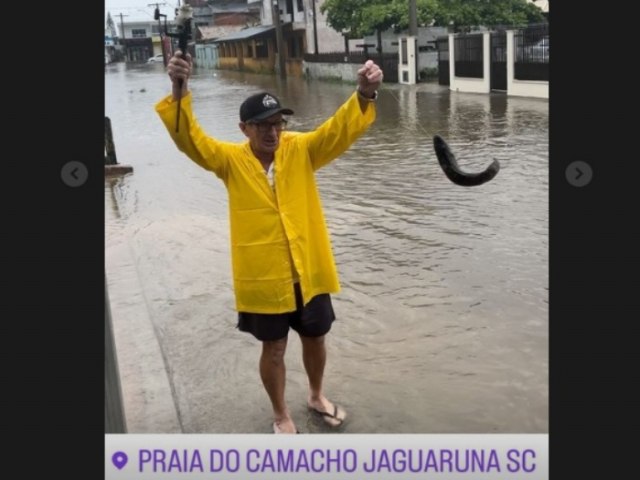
419, 67, 438, 80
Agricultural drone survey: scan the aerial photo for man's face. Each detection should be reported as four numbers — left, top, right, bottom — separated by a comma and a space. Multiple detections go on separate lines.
240, 114, 287, 157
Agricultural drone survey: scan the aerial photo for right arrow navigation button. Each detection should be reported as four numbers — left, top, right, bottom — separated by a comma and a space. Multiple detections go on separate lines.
566, 161, 592, 187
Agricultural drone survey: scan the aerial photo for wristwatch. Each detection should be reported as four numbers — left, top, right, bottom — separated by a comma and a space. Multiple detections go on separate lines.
357, 89, 378, 101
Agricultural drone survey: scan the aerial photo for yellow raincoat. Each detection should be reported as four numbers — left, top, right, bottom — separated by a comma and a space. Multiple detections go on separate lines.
155, 91, 376, 313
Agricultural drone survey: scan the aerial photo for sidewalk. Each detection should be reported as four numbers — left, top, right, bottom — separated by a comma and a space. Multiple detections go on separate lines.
105, 183, 182, 433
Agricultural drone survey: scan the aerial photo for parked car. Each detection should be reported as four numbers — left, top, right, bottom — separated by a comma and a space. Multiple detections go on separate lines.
530, 36, 549, 57
516, 35, 549, 62
147, 54, 164, 63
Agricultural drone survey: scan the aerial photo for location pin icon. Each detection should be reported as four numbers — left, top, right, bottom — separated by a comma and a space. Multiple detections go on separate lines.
112, 451, 128, 470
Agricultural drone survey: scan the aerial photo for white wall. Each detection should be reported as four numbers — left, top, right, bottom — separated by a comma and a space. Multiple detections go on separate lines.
449, 33, 491, 94
448, 31, 548, 99
256, 0, 359, 54
304, 0, 360, 53
261, 0, 306, 24
506, 30, 549, 99
364, 26, 448, 55
302, 61, 360, 81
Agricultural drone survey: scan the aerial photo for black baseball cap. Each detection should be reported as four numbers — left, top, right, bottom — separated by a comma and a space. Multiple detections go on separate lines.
239, 92, 294, 122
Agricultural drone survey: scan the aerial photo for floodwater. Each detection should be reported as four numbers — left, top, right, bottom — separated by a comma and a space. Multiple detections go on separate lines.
105, 61, 548, 434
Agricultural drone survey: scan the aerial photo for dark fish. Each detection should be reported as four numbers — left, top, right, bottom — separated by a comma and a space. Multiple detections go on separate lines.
433, 135, 500, 187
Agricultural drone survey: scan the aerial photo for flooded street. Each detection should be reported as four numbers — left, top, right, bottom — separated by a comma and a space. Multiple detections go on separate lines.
105, 61, 548, 434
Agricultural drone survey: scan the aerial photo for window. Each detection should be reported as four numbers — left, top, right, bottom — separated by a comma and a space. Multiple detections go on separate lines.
131, 28, 147, 38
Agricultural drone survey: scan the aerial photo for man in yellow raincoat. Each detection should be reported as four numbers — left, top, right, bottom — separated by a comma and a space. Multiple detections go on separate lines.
156, 50, 383, 434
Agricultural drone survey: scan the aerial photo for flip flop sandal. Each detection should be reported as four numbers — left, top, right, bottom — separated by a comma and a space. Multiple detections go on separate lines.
309, 404, 346, 427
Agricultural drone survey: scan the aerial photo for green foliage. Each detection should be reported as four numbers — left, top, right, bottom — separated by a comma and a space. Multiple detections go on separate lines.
419, 67, 439, 80
320, 0, 369, 37
433, 0, 545, 31
320, 0, 439, 37
321, 0, 546, 37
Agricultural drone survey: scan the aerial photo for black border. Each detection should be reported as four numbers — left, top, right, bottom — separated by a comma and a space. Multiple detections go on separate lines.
550, 1, 640, 478
6, 1, 639, 478
4, 1, 105, 477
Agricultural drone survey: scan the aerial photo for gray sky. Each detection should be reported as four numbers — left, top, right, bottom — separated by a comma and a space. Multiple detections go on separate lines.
105, 0, 182, 25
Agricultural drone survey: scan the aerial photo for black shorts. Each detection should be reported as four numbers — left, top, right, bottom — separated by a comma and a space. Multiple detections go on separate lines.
237, 283, 335, 341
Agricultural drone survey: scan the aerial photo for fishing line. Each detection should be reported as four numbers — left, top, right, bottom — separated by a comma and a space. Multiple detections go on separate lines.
377, 83, 500, 187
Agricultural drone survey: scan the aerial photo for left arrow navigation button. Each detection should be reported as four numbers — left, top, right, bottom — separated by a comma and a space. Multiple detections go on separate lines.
61, 161, 88, 187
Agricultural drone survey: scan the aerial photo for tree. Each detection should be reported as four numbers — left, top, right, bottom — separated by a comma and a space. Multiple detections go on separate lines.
435, 0, 545, 31
433, 0, 545, 32
320, 0, 372, 39
321, 0, 545, 37
320, 0, 436, 38
320, 0, 438, 57
106, 12, 118, 38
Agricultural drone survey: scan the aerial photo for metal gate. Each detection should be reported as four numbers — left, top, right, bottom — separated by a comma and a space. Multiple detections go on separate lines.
490, 32, 507, 91
436, 37, 449, 86
377, 53, 398, 83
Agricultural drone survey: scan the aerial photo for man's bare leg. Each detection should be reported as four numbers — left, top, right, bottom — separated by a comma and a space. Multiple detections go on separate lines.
260, 337, 297, 433
300, 334, 346, 426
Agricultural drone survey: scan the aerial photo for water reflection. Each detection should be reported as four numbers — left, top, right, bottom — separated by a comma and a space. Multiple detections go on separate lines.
106, 62, 548, 434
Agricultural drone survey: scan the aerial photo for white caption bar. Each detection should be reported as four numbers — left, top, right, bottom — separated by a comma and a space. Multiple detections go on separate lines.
106, 434, 548, 480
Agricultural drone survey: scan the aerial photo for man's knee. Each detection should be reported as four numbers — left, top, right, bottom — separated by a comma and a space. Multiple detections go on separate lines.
300, 333, 325, 348
262, 337, 288, 364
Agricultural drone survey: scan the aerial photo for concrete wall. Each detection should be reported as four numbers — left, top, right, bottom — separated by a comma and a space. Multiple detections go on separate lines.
255, 0, 360, 55
449, 32, 491, 94
506, 30, 549, 99
448, 31, 548, 99
364, 26, 449, 55
302, 61, 360, 82
219, 57, 240, 70
217, 54, 274, 74
308, 23, 362, 53
244, 57, 275, 74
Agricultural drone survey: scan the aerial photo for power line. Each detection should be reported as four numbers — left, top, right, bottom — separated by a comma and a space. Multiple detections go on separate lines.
105, 2, 179, 14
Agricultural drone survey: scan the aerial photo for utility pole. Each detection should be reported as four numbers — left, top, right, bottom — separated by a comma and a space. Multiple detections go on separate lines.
116, 13, 129, 40
272, 0, 286, 77
272, 0, 286, 78
409, 0, 419, 80
409, 0, 417, 36
116, 13, 129, 61
311, 0, 319, 54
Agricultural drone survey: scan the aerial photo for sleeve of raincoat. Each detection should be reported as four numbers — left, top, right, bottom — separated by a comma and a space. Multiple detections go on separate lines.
155, 93, 232, 181
301, 91, 376, 171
